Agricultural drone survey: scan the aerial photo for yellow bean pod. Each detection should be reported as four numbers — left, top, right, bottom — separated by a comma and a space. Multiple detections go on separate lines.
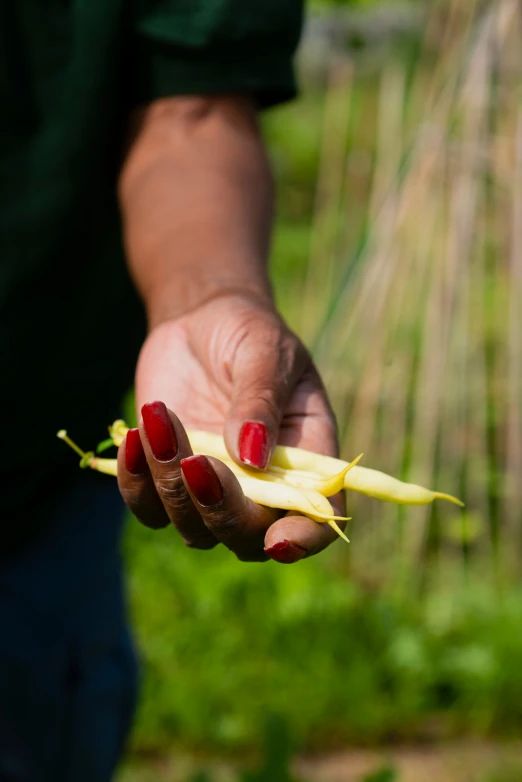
186, 429, 463, 507
58, 429, 350, 541
230, 475, 350, 542
59, 419, 464, 546
343, 465, 462, 506
87, 456, 118, 476
111, 424, 355, 496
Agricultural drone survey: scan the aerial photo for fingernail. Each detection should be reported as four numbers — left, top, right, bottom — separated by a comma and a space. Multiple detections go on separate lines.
125, 428, 148, 475
180, 455, 224, 507
264, 540, 308, 564
142, 401, 178, 462
239, 421, 270, 469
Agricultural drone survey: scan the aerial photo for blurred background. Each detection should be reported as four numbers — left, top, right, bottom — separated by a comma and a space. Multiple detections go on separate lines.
120, 0, 522, 780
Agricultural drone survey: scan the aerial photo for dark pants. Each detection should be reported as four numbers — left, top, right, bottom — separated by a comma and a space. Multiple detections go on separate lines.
0, 474, 138, 782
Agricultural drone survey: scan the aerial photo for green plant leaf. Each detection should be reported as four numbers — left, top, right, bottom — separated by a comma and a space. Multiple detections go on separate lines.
96, 438, 115, 454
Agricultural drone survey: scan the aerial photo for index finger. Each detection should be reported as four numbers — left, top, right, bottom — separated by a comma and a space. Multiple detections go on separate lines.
138, 402, 219, 549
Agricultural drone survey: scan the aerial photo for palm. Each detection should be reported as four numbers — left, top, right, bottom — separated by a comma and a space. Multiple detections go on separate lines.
135, 308, 337, 455
136, 318, 231, 433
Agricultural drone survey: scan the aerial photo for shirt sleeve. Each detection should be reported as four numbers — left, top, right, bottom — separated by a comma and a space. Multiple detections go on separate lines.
132, 0, 304, 109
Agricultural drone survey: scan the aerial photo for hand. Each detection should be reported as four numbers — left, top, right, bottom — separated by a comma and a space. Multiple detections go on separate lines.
118, 293, 343, 563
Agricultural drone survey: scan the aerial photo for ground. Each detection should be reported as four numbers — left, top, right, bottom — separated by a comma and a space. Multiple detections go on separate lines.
121, 741, 522, 782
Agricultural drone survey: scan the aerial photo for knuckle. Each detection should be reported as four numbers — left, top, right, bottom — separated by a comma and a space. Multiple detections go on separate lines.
240, 387, 281, 421
205, 511, 244, 543
154, 473, 191, 513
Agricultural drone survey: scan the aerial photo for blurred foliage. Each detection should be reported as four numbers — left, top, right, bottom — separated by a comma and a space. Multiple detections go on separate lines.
124, 515, 522, 755
361, 769, 397, 782
123, 0, 522, 778
485, 768, 522, 782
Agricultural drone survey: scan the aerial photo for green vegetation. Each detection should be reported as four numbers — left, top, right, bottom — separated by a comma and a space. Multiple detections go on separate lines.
125, 521, 522, 756
122, 1, 522, 779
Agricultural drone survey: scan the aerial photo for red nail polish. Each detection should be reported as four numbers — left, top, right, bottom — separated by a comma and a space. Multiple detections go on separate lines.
180, 455, 223, 507
239, 421, 270, 469
264, 540, 307, 564
125, 428, 148, 475
142, 401, 177, 462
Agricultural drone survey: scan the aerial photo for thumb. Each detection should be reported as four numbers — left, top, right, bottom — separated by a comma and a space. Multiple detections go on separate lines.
223, 325, 309, 469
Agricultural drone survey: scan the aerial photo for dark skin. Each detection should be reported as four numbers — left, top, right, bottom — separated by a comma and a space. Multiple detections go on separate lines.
117, 94, 344, 563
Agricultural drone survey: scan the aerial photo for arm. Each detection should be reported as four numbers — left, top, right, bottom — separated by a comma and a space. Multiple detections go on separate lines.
117, 94, 342, 563
119, 95, 274, 328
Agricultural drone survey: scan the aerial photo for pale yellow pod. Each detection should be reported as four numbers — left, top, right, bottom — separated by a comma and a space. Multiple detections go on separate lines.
271, 455, 363, 496
81, 428, 349, 523
233, 475, 350, 543
269, 442, 344, 475
186, 430, 230, 461
109, 420, 128, 447
58, 428, 351, 542
86, 450, 350, 540
343, 465, 464, 506
88, 457, 118, 476
186, 429, 462, 507
96, 425, 346, 516
233, 474, 337, 518
118, 425, 339, 494
197, 449, 355, 500
187, 430, 357, 497
107, 423, 463, 507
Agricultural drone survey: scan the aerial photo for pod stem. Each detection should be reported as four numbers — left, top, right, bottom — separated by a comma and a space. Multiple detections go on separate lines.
56, 430, 94, 469
57, 430, 87, 459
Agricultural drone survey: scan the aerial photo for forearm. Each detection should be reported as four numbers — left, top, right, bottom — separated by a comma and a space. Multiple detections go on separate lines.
118, 95, 276, 329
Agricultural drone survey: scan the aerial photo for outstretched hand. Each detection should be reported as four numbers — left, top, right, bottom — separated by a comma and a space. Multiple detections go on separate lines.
118, 294, 343, 563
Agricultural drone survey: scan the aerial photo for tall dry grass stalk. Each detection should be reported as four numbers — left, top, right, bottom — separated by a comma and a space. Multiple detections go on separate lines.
299, 0, 522, 586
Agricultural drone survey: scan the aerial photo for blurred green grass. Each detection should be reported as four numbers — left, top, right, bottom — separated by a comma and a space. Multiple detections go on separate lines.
122, 0, 522, 777
125, 516, 522, 756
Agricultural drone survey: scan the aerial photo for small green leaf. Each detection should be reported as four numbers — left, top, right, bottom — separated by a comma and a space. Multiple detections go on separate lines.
96, 438, 115, 454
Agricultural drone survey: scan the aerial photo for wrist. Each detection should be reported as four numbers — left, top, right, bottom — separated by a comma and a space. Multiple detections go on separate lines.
144, 270, 275, 330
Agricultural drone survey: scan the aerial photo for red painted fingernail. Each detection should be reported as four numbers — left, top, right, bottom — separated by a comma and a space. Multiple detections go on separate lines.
142, 401, 178, 462
125, 428, 148, 475
239, 421, 271, 469
264, 540, 308, 564
180, 455, 224, 507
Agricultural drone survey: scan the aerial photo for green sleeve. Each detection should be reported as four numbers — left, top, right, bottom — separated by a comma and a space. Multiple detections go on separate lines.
133, 0, 304, 109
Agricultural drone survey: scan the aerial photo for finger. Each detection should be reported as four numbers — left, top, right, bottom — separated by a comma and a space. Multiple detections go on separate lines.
263, 489, 347, 563
140, 401, 218, 549
223, 319, 309, 470
117, 429, 170, 530
180, 455, 278, 561
263, 515, 345, 564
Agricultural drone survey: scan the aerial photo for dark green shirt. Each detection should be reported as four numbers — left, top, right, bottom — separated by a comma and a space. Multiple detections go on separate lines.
0, 0, 302, 545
